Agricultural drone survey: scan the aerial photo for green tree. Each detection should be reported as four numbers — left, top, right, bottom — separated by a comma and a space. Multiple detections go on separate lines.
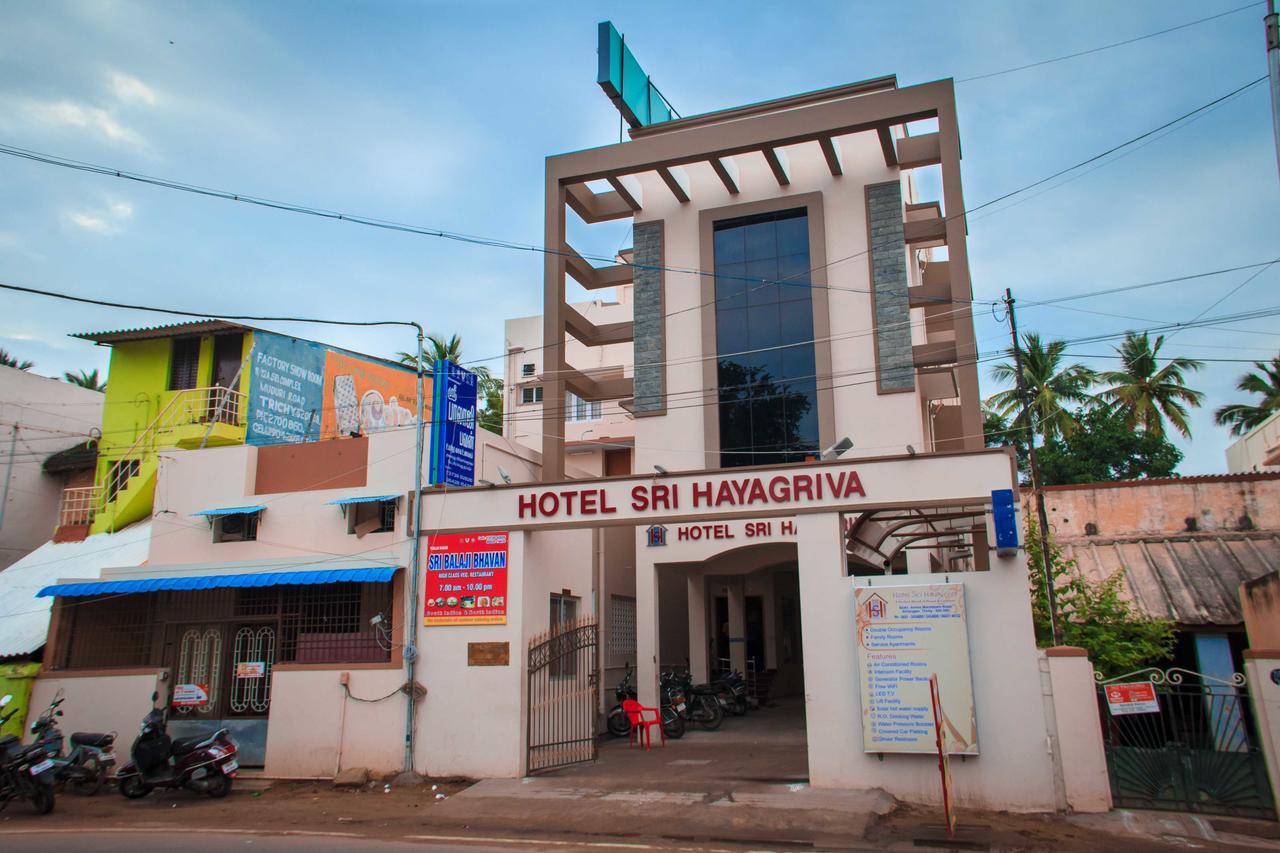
983, 406, 1028, 480
478, 377, 504, 435
0, 349, 34, 371
1097, 332, 1203, 439
397, 334, 501, 432
63, 368, 106, 391
1037, 407, 1182, 485
985, 333, 1097, 443
1213, 355, 1280, 437
1026, 518, 1175, 678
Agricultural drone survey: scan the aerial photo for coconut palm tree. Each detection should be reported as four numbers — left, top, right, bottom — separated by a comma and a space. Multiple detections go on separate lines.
0, 349, 34, 371
64, 368, 106, 391
397, 334, 498, 411
1096, 332, 1203, 440
1214, 355, 1280, 436
985, 333, 1097, 443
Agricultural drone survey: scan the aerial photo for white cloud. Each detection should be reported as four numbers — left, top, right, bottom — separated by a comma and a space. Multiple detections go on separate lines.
13, 98, 146, 148
65, 199, 134, 236
108, 71, 157, 106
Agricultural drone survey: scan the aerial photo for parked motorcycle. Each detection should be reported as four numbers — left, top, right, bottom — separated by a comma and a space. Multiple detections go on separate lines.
116, 693, 238, 799
0, 694, 57, 814
606, 666, 685, 740
664, 669, 724, 731
29, 690, 115, 796
711, 669, 749, 716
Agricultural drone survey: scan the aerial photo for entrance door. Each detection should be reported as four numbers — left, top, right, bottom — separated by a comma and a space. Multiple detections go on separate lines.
527, 617, 598, 774
210, 334, 244, 424
171, 625, 227, 720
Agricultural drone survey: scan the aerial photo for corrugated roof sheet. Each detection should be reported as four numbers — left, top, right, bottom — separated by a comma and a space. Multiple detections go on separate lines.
327, 494, 399, 506
191, 504, 267, 517
71, 320, 251, 345
0, 522, 152, 658
1061, 532, 1280, 626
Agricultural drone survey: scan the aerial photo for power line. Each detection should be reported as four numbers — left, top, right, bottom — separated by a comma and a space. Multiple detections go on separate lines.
957, 2, 1263, 83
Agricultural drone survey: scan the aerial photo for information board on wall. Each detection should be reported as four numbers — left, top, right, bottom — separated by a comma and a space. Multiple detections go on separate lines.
854, 583, 978, 754
424, 532, 508, 626
428, 359, 477, 487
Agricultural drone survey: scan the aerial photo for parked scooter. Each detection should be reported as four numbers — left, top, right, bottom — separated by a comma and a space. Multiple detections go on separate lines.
29, 689, 116, 796
606, 666, 686, 740
0, 694, 57, 814
663, 669, 724, 731
711, 669, 749, 716
115, 692, 238, 799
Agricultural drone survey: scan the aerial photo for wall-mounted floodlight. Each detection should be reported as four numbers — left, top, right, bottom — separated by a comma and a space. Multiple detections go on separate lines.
906, 445, 916, 456
478, 479, 495, 488
497, 466, 512, 484
653, 464, 669, 476
820, 437, 854, 461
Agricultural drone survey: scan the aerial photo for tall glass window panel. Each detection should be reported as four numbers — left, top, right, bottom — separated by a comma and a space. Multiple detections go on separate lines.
712, 209, 818, 467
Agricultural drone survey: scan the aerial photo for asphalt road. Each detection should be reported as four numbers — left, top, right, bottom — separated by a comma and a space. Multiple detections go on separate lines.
0, 830, 752, 852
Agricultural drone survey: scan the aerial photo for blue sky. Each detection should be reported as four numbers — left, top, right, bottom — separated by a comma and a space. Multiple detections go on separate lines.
1, 0, 1276, 473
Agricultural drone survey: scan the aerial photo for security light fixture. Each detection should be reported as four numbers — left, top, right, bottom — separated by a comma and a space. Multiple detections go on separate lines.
478, 479, 495, 487
497, 466, 512, 484
820, 437, 854, 461
906, 445, 916, 456
653, 464, 668, 476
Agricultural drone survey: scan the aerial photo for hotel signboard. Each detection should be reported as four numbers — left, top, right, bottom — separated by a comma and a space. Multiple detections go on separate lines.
854, 583, 978, 755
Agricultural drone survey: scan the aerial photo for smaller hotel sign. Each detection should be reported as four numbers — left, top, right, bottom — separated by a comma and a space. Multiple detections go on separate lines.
1104, 682, 1160, 715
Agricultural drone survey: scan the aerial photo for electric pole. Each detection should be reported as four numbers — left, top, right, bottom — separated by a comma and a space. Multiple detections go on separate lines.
1003, 289, 1060, 646
1266, 0, 1280, 181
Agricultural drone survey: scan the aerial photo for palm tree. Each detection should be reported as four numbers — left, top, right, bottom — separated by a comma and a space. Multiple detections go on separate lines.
985, 333, 1097, 443
1096, 332, 1203, 440
397, 333, 496, 399
0, 349, 34, 371
64, 368, 107, 391
1214, 355, 1280, 436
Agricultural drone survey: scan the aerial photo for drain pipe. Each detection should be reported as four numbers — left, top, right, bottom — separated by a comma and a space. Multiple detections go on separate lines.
403, 324, 425, 775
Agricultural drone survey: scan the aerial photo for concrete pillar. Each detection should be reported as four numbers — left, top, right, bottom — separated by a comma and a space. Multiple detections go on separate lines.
906, 547, 932, 575
727, 577, 747, 674
634, 530, 660, 706
1245, 649, 1280, 819
762, 571, 777, 670
795, 511, 857, 787
1043, 647, 1112, 813
687, 574, 709, 683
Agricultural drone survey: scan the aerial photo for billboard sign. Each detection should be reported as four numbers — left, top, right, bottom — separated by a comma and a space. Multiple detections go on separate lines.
246, 334, 326, 445
597, 21, 675, 129
855, 583, 978, 755
246, 332, 422, 446
423, 532, 508, 626
429, 359, 477, 487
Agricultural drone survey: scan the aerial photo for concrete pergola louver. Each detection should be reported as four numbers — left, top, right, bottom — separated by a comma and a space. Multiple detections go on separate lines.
540, 76, 979, 481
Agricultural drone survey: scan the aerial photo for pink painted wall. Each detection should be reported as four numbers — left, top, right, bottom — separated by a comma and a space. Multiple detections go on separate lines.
1043, 651, 1112, 813
30, 671, 165, 760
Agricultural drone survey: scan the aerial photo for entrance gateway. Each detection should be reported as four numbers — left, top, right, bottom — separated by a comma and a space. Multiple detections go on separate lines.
418, 448, 1111, 812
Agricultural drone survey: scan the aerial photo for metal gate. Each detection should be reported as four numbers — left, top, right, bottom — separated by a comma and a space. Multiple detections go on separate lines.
1097, 668, 1276, 820
527, 618, 598, 774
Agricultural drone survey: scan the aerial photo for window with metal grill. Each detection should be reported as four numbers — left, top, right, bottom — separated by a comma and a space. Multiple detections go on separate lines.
169, 337, 202, 391
60, 594, 157, 669
213, 511, 259, 543
521, 363, 536, 377
521, 386, 543, 404
347, 500, 396, 536
565, 392, 602, 422
608, 595, 636, 666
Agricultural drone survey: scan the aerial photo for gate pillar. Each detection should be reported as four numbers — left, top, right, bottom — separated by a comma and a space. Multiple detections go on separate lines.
794, 511, 855, 787
1043, 647, 1111, 813
1245, 649, 1280, 818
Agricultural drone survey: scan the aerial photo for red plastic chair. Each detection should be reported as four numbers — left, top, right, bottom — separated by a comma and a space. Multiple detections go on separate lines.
622, 698, 665, 750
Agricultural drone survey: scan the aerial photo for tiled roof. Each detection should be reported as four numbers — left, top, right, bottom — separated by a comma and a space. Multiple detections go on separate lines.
1060, 532, 1280, 626
71, 319, 251, 344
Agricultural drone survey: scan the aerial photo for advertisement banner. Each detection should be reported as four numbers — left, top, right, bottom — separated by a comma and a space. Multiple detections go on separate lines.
855, 583, 978, 754
429, 359, 477, 487
424, 532, 508, 626
172, 683, 210, 707
246, 333, 326, 446
1104, 682, 1160, 715
235, 661, 266, 679
320, 350, 421, 441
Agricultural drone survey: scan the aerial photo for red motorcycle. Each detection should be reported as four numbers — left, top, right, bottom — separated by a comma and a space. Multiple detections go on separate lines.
116, 694, 238, 799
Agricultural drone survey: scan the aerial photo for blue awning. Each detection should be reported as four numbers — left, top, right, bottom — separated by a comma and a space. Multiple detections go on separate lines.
192, 505, 266, 517
37, 566, 396, 598
326, 494, 399, 506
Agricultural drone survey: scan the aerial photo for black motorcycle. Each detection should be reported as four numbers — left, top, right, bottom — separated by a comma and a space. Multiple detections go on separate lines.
29, 690, 116, 796
711, 669, 750, 716
664, 669, 724, 731
0, 694, 57, 814
606, 666, 685, 740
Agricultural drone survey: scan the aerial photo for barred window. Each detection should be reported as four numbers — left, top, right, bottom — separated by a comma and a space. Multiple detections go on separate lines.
61, 594, 157, 669
608, 595, 636, 666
